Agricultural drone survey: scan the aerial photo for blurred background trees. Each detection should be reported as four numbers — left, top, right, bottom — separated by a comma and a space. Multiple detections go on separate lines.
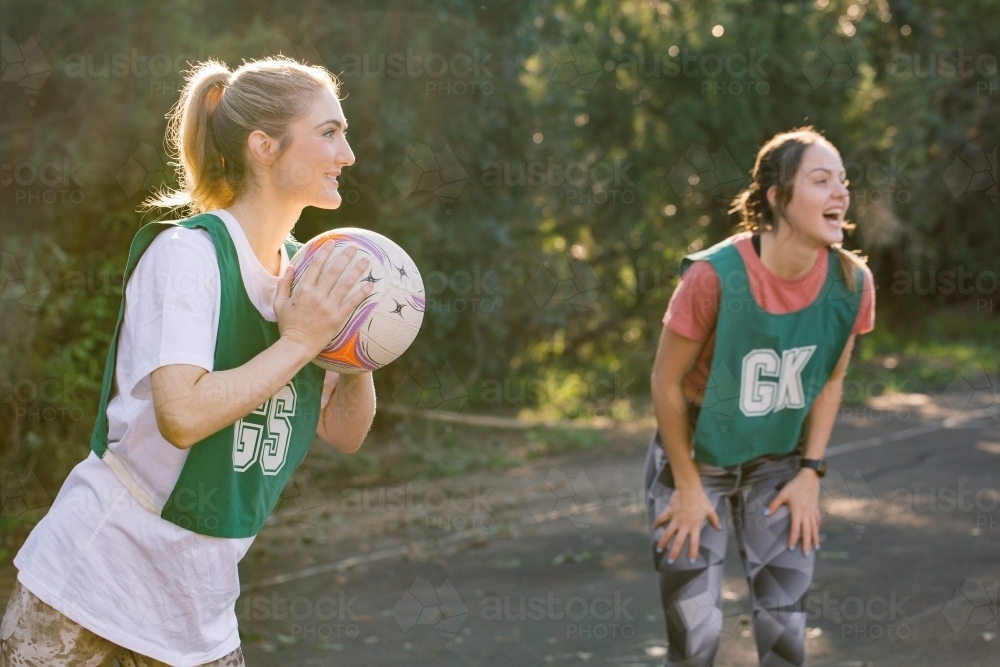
1, 0, 997, 515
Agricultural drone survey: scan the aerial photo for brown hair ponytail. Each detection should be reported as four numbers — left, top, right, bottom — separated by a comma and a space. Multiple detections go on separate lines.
144, 56, 340, 214
729, 126, 867, 292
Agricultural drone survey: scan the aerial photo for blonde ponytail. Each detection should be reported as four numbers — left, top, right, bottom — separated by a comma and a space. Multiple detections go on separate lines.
144, 56, 340, 215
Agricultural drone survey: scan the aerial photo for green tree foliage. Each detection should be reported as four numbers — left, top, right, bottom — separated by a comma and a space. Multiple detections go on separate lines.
0, 0, 996, 503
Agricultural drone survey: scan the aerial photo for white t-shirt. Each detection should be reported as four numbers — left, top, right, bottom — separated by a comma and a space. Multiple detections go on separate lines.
13, 209, 312, 666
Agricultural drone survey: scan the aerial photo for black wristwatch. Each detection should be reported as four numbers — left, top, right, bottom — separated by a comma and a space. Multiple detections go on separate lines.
800, 458, 827, 478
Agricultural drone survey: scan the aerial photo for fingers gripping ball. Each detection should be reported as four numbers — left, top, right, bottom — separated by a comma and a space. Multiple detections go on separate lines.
290, 228, 425, 373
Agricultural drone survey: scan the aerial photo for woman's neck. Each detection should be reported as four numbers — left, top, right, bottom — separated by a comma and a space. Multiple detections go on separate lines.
226, 193, 301, 276
757, 225, 821, 280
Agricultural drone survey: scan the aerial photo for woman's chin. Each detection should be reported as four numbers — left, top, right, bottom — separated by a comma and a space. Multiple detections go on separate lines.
311, 190, 343, 210
816, 223, 844, 246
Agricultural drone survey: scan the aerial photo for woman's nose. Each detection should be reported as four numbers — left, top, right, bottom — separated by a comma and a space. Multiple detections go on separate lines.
337, 139, 355, 167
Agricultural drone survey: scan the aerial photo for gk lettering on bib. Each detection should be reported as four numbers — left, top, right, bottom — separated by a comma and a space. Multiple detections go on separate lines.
740, 346, 816, 416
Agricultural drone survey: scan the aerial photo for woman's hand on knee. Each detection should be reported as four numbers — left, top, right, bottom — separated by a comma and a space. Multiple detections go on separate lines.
766, 469, 822, 555
653, 487, 721, 565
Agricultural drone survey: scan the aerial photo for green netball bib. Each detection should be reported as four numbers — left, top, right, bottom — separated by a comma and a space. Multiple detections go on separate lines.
679, 237, 861, 467
89, 213, 326, 538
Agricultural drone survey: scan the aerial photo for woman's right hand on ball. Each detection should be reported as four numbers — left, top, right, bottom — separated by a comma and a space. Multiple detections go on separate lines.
275, 243, 374, 358
653, 485, 721, 565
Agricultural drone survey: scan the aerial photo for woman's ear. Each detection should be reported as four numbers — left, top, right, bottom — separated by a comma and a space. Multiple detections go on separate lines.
246, 129, 279, 166
766, 184, 779, 211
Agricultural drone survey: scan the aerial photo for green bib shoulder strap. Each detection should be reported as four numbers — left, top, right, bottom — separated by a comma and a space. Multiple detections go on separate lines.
679, 235, 739, 278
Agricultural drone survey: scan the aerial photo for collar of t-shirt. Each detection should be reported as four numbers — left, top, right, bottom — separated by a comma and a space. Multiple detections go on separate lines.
746, 233, 825, 276
735, 231, 827, 313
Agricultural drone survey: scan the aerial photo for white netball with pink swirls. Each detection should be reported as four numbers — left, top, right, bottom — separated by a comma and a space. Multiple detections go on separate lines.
289, 228, 424, 373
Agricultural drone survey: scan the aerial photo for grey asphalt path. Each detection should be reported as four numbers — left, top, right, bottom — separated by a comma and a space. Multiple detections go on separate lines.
236, 393, 999, 666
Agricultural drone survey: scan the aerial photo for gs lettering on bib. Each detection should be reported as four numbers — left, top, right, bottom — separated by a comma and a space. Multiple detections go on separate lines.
233, 382, 297, 475
678, 238, 861, 467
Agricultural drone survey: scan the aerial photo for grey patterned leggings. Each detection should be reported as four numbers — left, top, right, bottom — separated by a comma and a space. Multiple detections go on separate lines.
0, 579, 245, 667
644, 432, 815, 667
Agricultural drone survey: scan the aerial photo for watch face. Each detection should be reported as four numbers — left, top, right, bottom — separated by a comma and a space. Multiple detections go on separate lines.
818, 461, 828, 476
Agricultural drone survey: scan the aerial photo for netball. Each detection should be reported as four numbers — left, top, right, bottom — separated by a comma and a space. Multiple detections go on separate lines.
289, 228, 425, 374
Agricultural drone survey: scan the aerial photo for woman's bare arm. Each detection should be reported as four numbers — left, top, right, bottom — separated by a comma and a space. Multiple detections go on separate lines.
650, 325, 723, 563
650, 326, 707, 490
151, 338, 315, 449
316, 370, 375, 453
800, 333, 856, 460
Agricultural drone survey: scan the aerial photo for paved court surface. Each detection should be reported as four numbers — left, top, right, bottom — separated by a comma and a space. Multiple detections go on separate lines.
233, 392, 1000, 666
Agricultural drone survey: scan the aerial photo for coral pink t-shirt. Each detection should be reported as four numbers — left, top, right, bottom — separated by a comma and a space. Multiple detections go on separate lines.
664, 232, 875, 402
